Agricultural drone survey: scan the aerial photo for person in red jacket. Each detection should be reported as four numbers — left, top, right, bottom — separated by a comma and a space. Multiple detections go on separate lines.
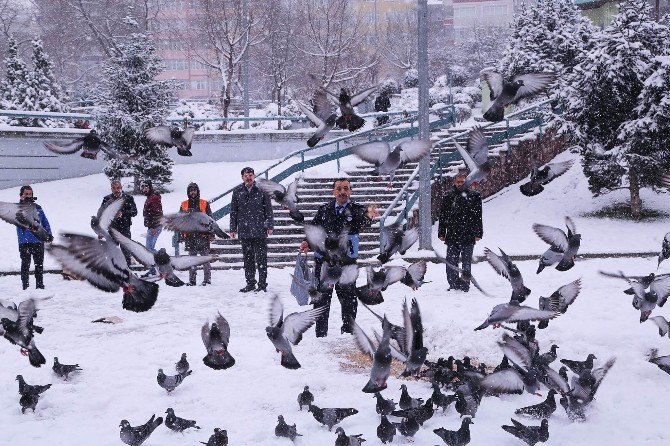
140, 180, 163, 277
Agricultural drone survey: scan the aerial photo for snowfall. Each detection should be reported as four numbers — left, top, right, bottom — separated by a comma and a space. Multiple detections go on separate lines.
1, 151, 670, 446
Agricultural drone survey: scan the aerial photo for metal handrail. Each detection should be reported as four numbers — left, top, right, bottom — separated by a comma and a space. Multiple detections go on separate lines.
378, 99, 555, 244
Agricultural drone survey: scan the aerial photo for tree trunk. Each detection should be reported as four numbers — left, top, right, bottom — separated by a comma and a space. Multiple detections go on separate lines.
277, 87, 282, 130
629, 167, 642, 219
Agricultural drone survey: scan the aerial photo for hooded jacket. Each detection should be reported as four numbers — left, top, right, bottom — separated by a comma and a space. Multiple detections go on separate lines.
180, 183, 213, 251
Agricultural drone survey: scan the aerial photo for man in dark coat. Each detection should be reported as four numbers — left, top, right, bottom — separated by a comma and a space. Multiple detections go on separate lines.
99, 179, 137, 266
437, 173, 483, 292
300, 178, 378, 337
180, 182, 214, 286
140, 179, 163, 277
230, 167, 274, 293
16, 185, 52, 290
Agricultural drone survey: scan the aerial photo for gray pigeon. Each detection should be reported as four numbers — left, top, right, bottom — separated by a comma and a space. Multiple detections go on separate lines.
176, 353, 190, 375
399, 384, 423, 410
52, 357, 82, 380
335, 427, 365, 446
501, 418, 549, 446
393, 413, 420, 439
157, 368, 191, 393
319, 262, 359, 291
165, 408, 200, 432
295, 90, 337, 147
515, 390, 558, 420
308, 404, 358, 431
480, 69, 556, 122
311, 75, 377, 132
399, 260, 429, 290
351, 316, 393, 393
533, 217, 581, 272
16, 375, 50, 414
474, 301, 558, 331
377, 415, 396, 444
47, 233, 159, 312
373, 392, 397, 415
647, 316, 670, 337
356, 265, 408, 303
257, 178, 304, 222
349, 139, 431, 185
538, 279, 581, 328
111, 229, 218, 287
389, 299, 428, 377
161, 211, 230, 239
119, 415, 163, 446
453, 127, 492, 188
560, 354, 597, 375
298, 386, 314, 410
19, 392, 40, 414
360, 303, 406, 353
1, 298, 46, 367
484, 247, 531, 302
202, 313, 235, 370
0, 201, 52, 242
568, 357, 616, 404
145, 125, 195, 156
378, 223, 419, 264
200, 428, 228, 446
433, 417, 474, 446
520, 159, 574, 196
659, 232, 670, 267
266, 294, 326, 369
44, 129, 132, 160
304, 223, 350, 264
275, 415, 302, 441
649, 351, 670, 375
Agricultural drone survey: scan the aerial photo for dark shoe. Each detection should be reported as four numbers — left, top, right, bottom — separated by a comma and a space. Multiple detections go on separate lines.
255, 284, 267, 292
316, 332, 327, 338
36, 284, 45, 290
240, 284, 256, 293
187, 282, 196, 287
201, 281, 211, 286
341, 325, 352, 335
22, 284, 28, 290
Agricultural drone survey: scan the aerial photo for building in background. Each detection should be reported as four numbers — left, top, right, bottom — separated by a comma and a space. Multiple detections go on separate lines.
447, 0, 515, 42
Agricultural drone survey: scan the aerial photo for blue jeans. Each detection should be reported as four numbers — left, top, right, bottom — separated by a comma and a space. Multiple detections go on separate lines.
446, 243, 474, 291
146, 227, 162, 274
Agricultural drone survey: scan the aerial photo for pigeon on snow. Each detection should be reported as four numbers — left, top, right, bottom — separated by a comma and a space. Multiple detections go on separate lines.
16, 374, 50, 414
200, 428, 228, 446
144, 125, 195, 156
176, 353, 190, 375
201, 313, 236, 370
335, 427, 365, 446
119, 414, 163, 446
157, 368, 192, 393
298, 386, 314, 410
52, 357, 82, 380
308, 404, 358, 431
275, 415, 301, 440
480, 69, 556, 122
433, 417, 474, 446
165, 408, 200, 432
374, 392, 397, 415
501, 418, 549, 446
377, 415, 396, 444
515, 390, 557, 419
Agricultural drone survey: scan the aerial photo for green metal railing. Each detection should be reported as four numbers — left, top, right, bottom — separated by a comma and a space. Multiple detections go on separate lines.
378, 99, 556, 251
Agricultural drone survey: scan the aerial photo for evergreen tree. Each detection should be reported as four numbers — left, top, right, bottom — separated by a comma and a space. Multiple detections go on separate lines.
95, 34, 175, 191
30, 38, 67, 115
1, 37, 37, 120
561, 0, 669, 218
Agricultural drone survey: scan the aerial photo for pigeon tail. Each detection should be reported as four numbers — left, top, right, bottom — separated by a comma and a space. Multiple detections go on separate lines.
538, 320, 549, 329
28, 347, 46, 368
307, 135, 322, 148
536, 263, 546, 274
122, 278, 159, 312
362, 379, 387, 394
474, 321, 489, 331
520, 182, 544, 197
177, 148, 193, 157
164, 274, 185, 287
483, 106, 504, 123
203, 351, 236, 370
280, 351, 302, 370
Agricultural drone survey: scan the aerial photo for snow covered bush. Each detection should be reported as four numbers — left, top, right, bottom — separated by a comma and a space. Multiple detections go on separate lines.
429, 86, 451, 107
379, 78, 401, 96
462, 86, 482, 104
453, 92, 474, 108
229, 102, 295, 131
453, 103, 472, 123
403, 69, 418, 88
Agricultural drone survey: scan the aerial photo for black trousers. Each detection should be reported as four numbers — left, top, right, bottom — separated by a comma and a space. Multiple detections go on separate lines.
19, 243, 44, 289
313, 260, 358, 337
115, 228, 133, 266
446, 242, 474, 291
241, 238, 268, 287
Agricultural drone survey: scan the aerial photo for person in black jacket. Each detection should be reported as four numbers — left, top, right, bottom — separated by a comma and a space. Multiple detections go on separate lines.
437, 173, 483, 292
99, 179, 137, 265
300, 178, 378, 337
230, 167, 274, 293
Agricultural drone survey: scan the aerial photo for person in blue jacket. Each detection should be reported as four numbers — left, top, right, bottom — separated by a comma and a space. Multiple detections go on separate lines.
16, 185, 52, 290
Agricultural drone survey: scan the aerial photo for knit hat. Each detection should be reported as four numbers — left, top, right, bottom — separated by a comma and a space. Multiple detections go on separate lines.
140, 179, 153, 191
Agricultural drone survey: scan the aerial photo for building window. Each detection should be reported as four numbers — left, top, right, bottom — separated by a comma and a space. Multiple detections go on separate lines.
192, 80, 208, 90
191, 60, 207, 70
483, 4, 507, 16
165, 59, 188, 70
454, 6, 476, 18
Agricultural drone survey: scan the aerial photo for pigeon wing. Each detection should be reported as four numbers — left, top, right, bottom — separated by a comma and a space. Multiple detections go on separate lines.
650, 275, 670, 301
532, 224, 568, 251
46, 243, 120, 292
110, 228, 155, 267
466, 127, 489, 167
564, 216, 577, 236
349, 85, 377, 106
283, 307, 327, 345
352, 320, 376, 359
338, 264, 360, 285
480, 69, 504, 98
268, 293, 284, 327
312, 90, 335, 121
257, 179, 287, 201
16, 298, 37, 339
398, 140, 432, 163
543, 159, 574, 183
402, 299, 414, 355
214, 313, 231, 346
544, 365, 570, 394
97, 198, 125, 230
499, 333, 532, 370
161, 212, 203, 233
0, 202, 30, 227
505, 306, 558, 323
549, 279, 581, 312
349, 141, 391, 166
480, 368, 525, 394
304, 224, 327, 254
382, 266, 408, 288
170, 255, 218, 271
453, 139, 479, 173
43, 138, 85, 154
484, 248, 511, 280
144, 126, 174, 146
648, 316, 670, 337
512, 72, 556, 102
295, 99, 325, 126
379, 223, 399, 254
285, 179, 299, 204
399, 227, 419, 253
406, 260, 427, 282
182, 128, 195, 146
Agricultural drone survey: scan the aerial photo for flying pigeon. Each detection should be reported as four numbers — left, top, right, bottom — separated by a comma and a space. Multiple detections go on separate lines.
161, 212, 230, 239
501, 418, 549, 446
360, 302, 406, 352
200, 428, 228, 446
165, 408, 200, 432
304, 224, 349, 264
176, 353, 190, 375
144, 125, 195, 156
52, 357, 82, 380
44, 129, 132, 160
649, 350, 670, 375
355, 265, 408, 304
307, 404, 358, 431
47, 233, 159, 312
335, 427, 365, 446
349, 139, 432, 185
647, 316, 670, 337
351, 316, 393, 393
311, 75, 377, 132
484, 247, 531, 302
257, 178, 304, 222
298, 386, 314, 410
119, 414, 163, 446
474, 301, 558, 331
377, 415, 396, 444
452, 127, 492, 188
659, 232, 670, 267
520, 159, 574, 196
295, 90, 337, 147
319, 263, 360, 291
515, 390, 557, 419
399, 260, 429, 290
533, 217, 581, 272
0, 201, 52, 242
537, 279, 581, 328
275, 415, 301, 441
389, 298, 428, 377
1, 298, 46, 367
568, 358, 616, 404
433, 248, 492, 296
201, 313, 235, 370
157, 368, 192, 393
378, 223, 419, 264
433, 417, 474, 446
480, 69, 556, 122
111, 229, 218, 287
266, 294, 326, 369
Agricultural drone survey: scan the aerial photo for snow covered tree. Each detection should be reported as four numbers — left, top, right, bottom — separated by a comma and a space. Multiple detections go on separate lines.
1, 36, 39, 126
30, 38, 67, 114
95, 34, 175, 191
561, 0, 669, 218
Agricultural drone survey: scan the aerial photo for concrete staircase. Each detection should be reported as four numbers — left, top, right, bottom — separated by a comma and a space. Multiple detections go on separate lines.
209, 120, 530, 269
